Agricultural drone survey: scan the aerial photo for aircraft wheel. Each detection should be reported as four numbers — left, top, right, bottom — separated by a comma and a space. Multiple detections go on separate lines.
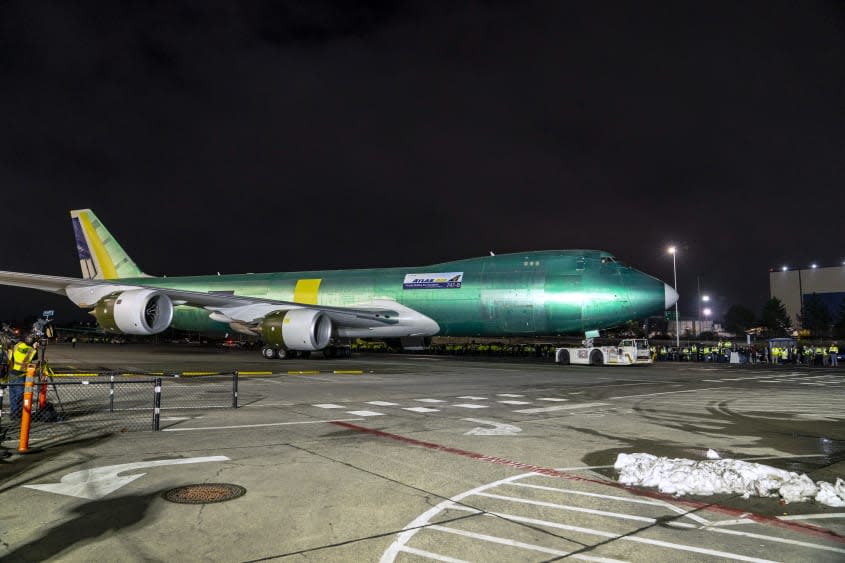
261, 346, 277, 360
589, 350, 603, 365
557, 350, 570, 365
276, 348, 288, 360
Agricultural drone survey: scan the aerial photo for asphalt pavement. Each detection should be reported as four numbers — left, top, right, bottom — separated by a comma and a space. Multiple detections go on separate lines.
0, 343, 843, 562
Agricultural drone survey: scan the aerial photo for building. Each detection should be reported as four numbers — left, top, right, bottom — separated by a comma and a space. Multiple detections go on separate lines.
769, 265, 845, 326
655, 317, 727, 339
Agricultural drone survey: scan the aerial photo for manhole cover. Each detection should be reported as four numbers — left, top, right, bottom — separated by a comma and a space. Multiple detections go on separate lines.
162, 483, 246, 504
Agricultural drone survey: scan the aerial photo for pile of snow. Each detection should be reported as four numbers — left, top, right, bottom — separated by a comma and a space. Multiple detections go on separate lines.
615, 452, 845, 507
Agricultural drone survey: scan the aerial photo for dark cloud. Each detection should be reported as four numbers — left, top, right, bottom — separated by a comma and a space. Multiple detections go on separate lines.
0, 1, 843, 324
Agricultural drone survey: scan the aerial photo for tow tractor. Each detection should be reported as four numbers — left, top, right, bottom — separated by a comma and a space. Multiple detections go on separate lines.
555, 338, 653, 366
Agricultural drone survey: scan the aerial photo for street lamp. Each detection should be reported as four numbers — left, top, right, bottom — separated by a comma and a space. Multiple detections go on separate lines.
703, 307, 712, 333
668, 246, 680, 347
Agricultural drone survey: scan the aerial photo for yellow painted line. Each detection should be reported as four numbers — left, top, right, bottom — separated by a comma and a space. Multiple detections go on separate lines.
288, 370, 321, 375
238, 371, 274, 376
293, 278, 321, 305
181, 371, 222, 377
50, 372, 100, 377
333, 370, 364, 375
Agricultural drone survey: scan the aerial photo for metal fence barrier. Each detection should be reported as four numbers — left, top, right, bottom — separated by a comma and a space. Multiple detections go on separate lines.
0, 371, 239, 448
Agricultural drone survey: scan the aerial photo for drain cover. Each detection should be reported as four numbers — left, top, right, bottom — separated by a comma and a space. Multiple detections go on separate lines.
162, 483, 246, 504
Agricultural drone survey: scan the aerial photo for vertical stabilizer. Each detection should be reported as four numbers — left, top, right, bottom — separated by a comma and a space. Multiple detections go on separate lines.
70, 209, 146, 280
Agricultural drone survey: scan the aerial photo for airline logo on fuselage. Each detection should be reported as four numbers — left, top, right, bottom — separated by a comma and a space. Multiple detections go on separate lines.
403, 272, 463, 290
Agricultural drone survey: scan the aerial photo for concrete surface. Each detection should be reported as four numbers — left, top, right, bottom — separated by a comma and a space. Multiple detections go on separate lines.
0, 343, 843, 562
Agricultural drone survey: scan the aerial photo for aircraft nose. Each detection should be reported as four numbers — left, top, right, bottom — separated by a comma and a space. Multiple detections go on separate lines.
664, 284, 679, 309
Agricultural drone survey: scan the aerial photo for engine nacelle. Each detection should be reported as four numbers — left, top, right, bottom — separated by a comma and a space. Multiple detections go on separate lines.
261, 309, 332, 351
93, 289, 174, 335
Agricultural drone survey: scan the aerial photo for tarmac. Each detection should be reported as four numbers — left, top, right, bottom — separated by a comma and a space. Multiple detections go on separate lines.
0, 343, 843, 562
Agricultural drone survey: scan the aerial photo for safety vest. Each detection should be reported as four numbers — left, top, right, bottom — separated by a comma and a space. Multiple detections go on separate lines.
815, 347, 823, 355
830, 345, 839, 354
10, 342, 37, 372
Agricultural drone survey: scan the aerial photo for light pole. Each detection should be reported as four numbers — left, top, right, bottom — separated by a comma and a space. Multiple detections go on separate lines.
668, 246, 680, 347
700, 294, 710, 337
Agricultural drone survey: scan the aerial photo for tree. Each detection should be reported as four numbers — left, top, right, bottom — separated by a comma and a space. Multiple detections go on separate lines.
723, 305, 755, 336
759, 297, 791, 336
800, 293, 832, 337
833, 298, 845, 339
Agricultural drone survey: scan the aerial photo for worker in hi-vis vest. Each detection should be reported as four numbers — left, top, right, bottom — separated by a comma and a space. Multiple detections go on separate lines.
6, 334, 38, 417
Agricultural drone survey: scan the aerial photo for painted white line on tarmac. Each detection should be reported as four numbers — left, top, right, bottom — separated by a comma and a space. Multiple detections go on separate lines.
367, 401, 399, 406
429, 525, 624, 563
509, 482, 684, 507
380, 474, 529, 563
474, 491, 655, 523
347, 410, 384, 417
668, 521, 845, 555
162, 418, 364, 431
457, 396, 487, 400
403, 407, 439, 413
514, 402, 609, 414
608, 387, 724, 400
486, 511, 778, 563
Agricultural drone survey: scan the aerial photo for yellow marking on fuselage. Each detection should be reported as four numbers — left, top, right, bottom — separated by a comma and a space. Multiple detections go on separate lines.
293, 278, 322, 305
78, 211, 118, 279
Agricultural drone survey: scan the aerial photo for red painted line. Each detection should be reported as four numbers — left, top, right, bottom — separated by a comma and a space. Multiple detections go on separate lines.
330, 421, 845, 544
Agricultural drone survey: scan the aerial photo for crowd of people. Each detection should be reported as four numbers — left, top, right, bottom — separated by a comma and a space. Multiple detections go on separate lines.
652, 340, 840, 366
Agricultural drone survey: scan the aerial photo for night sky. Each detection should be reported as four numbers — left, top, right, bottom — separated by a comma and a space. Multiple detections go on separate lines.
1, 1, 843, 325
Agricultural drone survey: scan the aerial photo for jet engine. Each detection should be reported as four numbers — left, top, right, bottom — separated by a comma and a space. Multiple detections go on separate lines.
92, 289, 174, 335
261, 309, 332, 351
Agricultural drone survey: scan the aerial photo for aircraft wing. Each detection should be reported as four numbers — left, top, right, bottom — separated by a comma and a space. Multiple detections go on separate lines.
0, 271, 438, 335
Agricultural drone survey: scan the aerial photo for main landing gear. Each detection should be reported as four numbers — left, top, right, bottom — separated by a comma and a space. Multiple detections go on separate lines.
260, 347, 312, 360
260, 346, 350, 359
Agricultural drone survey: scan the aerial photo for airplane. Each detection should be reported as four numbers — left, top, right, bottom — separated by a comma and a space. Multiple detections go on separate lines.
0, 209, 679, 359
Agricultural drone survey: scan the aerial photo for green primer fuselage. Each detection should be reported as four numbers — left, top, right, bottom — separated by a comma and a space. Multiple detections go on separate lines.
135, 250, 668, 337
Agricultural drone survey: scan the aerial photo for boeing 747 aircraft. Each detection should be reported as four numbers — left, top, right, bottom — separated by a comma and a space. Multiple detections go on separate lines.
0, 209, 678, 358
